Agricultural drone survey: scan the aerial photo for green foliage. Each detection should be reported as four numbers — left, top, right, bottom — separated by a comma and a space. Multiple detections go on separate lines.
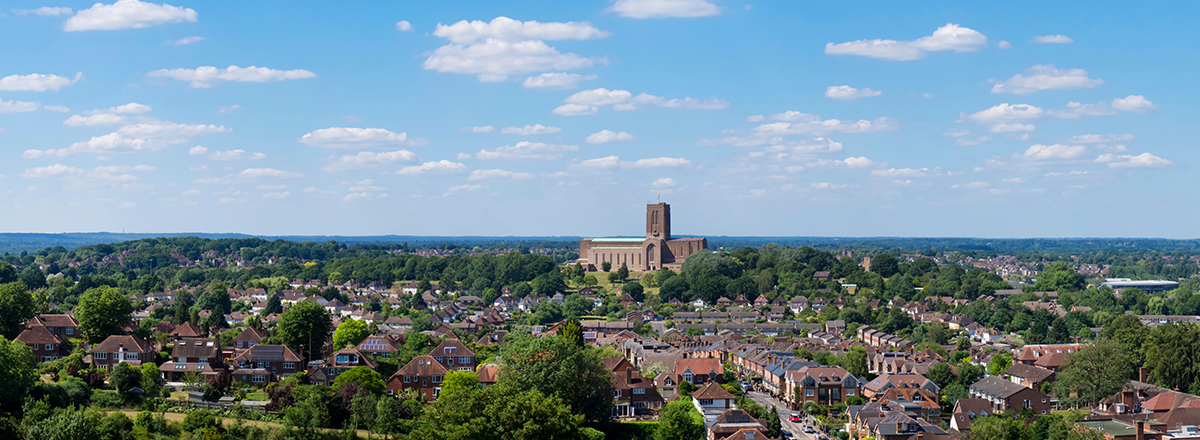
412, 383, 588, 439
277, 300, 332, 361
0, 282, 34, 340
617, 263, 630, 282
333, 366, 386, 395
442, 371, 480, 396
988, 353, 1012, 376
109, 361, 141, 396
1053, 338, 1136, 405
869, 253, 900, 278
76, 286, 133, 343
1144, 323, 1200, 392
656, 401, 703, 440
623, 281, 645, 302
499, 335, 615, 422
332, 319, 370, 349
24, 406, 101, 440
0, 338, 36, 412
559, 318, 584, 347
602, 261, 612, 272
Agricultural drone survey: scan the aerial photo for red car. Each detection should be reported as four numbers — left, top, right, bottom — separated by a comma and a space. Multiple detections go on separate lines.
789, 413, 801, 422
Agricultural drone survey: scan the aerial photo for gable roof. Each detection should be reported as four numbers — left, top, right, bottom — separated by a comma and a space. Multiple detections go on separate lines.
231, 344, 302, 363
233, 327, 266, 341
93, 335, 154, 353
430, 339, 475, 357
29, 314, 78, 328
1004, 363, 1055, 383
675, 358, 723, 375
393, 355, 448, 377
970, 375, 1035, 399
692, 382, 735, 400
172, 338, 221, 358
16, 325, 61, 344
172, 322, 204, 337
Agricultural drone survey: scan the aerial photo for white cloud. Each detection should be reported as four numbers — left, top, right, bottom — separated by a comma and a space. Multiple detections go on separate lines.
1031, 35, 1073, 44
443, 184, 485, 197
921, 93, 935, 98
0, 72, 82, 92
170, 36, 203, 45
63, 113, 126, 126
475, 141, 578, 160
468, 169, 535, 180
990, 65, 1103, 95
43, 105, 70, 112
1019, 143, 1086, 160
1112, 95, 1157, 113
651, 177, 677, 187
607, 0, 720, 19
1001, 178, 1026, 183
579, 155, 621, 169
1045, 100, 1119, 119
755, 137, 843, 158
218, 198, 246, 204
555, 87, 729, 115
586, 130, 638, 144
424, 17, 609, 82
25, 133, 150, 158
746, 113, 899, 136
746, 115, 765, 122
20, 164, 83, 178
83, 102, 151, 115
181, 189, 200, 196
501, 124, 562, 135
148, 65, 316, 88
1044, 171, 1090, 177
461, 126, 495, 133
117, 122, 229, 139
1009, 134, 1031, 141
64, 0, 197, 31
825, 85, 882, 100
188, 146, 208, 155
808, 157, 881, 168
623, 157, 690, 168
811, 182, 854, 190
14, 7, 73, 16
1069, 134, 1133, 144
825, 23, 987, 61
998, 40, 1012, 49
93, 164, 155, 173
395, 20, 413, 31
322, 150, 418, 171
990, 123, 1035, 132
18, 163, 154, 190
522, 72, 596, 89
346, 179, 386, 192
959, 103, 1045, 123
299, 127, 425, 149
210, 149, 267, 161
1096, 152, 1171, 168
396, 160, 467, 175
952, 181, 989, 189
237, 168, 302, 179
217, 104, 241, 113
256, 185, 287, 191
953, 136, 992, 146
871, 167, 938, 177
943, 129, 971, 137
263, 191, 290, 199
0, 99, 40, 114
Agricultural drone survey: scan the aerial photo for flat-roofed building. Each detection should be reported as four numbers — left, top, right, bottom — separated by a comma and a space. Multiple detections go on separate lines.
578, 203, 707, 272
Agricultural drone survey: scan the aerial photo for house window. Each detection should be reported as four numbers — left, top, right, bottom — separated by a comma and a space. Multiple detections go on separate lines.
45, 344, 53, 350
66, 328, 73, 335
284, 362, 296, 370
458, 356, 470, 364
633, 388, 645, 394
197, 365, 205, 370
445, 347, 456, 354
404, 376, 411, 383
1023, 399, 1031, 408
700, 399, 713, 405
614, 390, 621, 397
387, 389, 394, 395
253, 375, 266, 383
433, 375, 444, 383
1042, 398, 1047, 403
200, 357, 208, 363
806, 390, 814, 396
847, 389, 855, 396
175, 365, 186, 370
96, 352, 107, 359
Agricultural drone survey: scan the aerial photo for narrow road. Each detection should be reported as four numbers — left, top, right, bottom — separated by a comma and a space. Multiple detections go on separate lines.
744, 389, 821, 440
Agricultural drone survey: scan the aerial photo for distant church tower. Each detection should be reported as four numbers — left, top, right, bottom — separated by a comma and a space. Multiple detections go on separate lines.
646, 202, 671, 240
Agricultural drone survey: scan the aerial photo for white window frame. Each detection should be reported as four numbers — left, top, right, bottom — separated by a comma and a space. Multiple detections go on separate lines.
96, 352, 107, 359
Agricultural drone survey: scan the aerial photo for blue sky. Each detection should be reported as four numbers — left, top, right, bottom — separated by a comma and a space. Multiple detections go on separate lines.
1, 0, 1195, 238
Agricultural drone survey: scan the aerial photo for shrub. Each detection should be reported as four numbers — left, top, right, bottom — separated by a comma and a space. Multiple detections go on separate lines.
91, 390, 123, 408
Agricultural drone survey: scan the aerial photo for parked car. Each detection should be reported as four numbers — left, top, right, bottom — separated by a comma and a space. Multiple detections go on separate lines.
789, 413, 801, 422
780, 429, 793, 439
803, 425, 816, 433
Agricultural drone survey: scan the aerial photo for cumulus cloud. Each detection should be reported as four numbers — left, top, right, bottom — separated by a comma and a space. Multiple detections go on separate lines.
1069, 134, 1133, 144
825, 23, 987, 61
188, 146, 208, 155
1112, 95, 1157, 113
443, 184, 485, 197
990, 123, 1035, 132
501, 124, 562, 135
586, 130, 638, 144
461, 126, 495, 133
1096, 152, 1172, 168
825, 85, 882, 100
808, 157, 881, 168
1018, 143, 1086, 160
576, 155, 690, 169
958, 103, 1045, 123
554, 87, 729, 115
0, 72, 83, 92
953, 136, 992, 146
651, 177, 677, 187
474, 141, 578, 160
83, 102, 151, 115
18, 163, 155, 189
747, 113, 899, 137
236, 168, 302, 179
998, 40, 1012, 49
468, 169, 535, 180
209, 149, 267, 161
423, 17, 609, 82
811, 182, 855, 190
300, 127, 426, 149
607, 0, 720, 18
43, 105, 70, 112
951, 181, 989, 189
1030, 34, 1073, 44
871, 167, 939, 177
579, 155, 621, 169
217, 104, 241, 113
148, 65, 316, 88
14, 7, 73, 16
395, 20, 413, 31
322, 150, 418, 171
24, 133, 150, 158
396, 160, 467, 175
943, 129, 971, 137
522, 72, 596, 89
990, 65, 1103, 95
1045, 100, 1119, 119
170, 36, 203, 45
263, 191, 290, 199
63, 113, 126, 126
64, 0, 197, 31
117, 122, 229, 139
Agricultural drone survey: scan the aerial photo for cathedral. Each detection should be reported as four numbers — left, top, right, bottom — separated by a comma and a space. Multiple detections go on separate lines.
578, 203, 707, 272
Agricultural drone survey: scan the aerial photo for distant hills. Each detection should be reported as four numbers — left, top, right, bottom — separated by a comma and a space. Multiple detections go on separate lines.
1, 232, 1199, 255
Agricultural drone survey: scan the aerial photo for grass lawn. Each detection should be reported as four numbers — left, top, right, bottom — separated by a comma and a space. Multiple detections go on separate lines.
573, 270, 663, 301
245, 393, 269, 401
107, 411, 373, 438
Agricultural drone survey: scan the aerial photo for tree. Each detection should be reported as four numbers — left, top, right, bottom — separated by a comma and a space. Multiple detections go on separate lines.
76, 286, 134, 343
927, 362, 955, 389
617, 263, 630, 282
140, 362, 162, 398
500, 335, 614, 422
559, 318, 584, 347
333, 318, 370, 349
442, 371, 480, 396
842, 346, 868, 378
0, 281, 33, 340
607, 272, 620, 284
656, 401, 704, 440
869, 253, 900, 278
263, 294, 283, 316
623, 281, 646, 302
583, 275, 598, 287
1143, 323, 1200, 392
602, 261, 612, 272
1054, 338, 1135, 405
109, 361, 142, 396
766, 406, 782, 438
0, 337, 35, 412
412, 383, 587, 439
24, 406, 101, 440
277, 300, 332, 361
988, 353, 1012, 376
334, 366, 386, 395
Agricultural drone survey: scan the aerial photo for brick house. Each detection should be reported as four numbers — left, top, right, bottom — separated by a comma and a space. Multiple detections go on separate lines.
232, 327, 266, 351
16, 325, 68, 362
25, 314, 79, 341
785, 366, 862, 407
170, 322, 205, 343
603, 357, 664, 417
229, 344, 303, 384
91, 335, 155, 370
863, 372, 940, 400
159, 338, 225, 381
969, 376, 1051, 415
310, 348, 377, 385
675, 358, 724, 384
386, 355, 447, 401
430, 339, 476, 372
356, 334, 402, 359
1003, 363, 1056, 391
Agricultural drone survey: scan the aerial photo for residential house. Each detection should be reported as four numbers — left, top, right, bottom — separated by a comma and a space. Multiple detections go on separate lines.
789, 296, 808, 314
708, 408, 767, 440
603, 357, 664, 417
786, 366, 861, 407
170, 322, 205, 342
386, 355, 447, 401
879, 387, 941, 420
357, 334, 402, 359
969, 376, 1051, 415
91, 335, 155, 370
430, 339, 476, 372
863, 373, 940, 400
230, 345, 303, 384
160, 338, 225, 381
676, 358, 724, 384
692, 383, 738, 422
232, 327, 265, 351
949, 398, 993, 432
1004, 363, 1056, 391
24, 314, 79, 341
311, 348, 378, 385
16, 325, 68, 362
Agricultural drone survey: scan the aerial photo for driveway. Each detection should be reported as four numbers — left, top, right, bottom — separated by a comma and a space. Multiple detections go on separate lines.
745, 390, 821, 440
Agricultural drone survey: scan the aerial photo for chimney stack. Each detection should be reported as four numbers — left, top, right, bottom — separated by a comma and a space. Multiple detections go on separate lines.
1136, 420, 1145, 440
1139, 367, 1149, 383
